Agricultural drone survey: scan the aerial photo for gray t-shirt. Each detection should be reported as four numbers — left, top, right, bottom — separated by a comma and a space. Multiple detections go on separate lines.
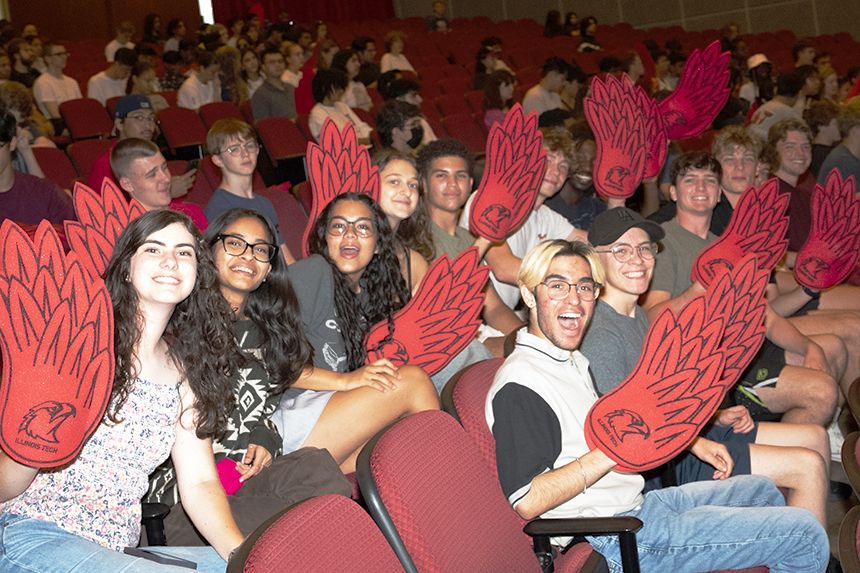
286, 254, 347, 373
250, 80, 297, 121
818, 143, 860, 184
430, 219, 475, 260
580, 300, 650, 395
205, 188, 283, 244
651, 219, 716, 297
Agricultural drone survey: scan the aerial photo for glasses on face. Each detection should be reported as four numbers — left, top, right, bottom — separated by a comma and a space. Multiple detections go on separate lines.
215, 234, 277, 262
326, 216, 375, 238
125, 113, 157, 124
596, 243, 658, 263
540, 278, 601, 301
220, 140, 260, 157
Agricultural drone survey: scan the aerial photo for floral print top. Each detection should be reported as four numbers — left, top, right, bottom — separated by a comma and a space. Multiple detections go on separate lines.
1, 379, 180, 550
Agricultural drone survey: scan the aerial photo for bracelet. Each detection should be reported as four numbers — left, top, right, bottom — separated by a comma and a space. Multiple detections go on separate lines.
802, 286, 820, 300
574, 457, 588, 494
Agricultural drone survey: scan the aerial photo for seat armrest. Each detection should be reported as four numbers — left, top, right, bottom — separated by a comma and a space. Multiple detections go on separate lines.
524, 516, 643, 537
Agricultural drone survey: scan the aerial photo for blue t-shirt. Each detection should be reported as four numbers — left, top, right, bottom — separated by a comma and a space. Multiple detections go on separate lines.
204, 188, 283, 244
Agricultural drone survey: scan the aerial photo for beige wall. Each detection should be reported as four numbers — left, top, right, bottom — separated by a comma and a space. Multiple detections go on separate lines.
394, 0, 859, 38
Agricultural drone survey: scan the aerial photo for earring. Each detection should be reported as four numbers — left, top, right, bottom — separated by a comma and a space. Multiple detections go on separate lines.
124, 274, 131, 282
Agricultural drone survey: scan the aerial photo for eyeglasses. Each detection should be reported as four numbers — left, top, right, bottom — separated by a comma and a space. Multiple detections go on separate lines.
540, 278, 601, 301
595, 243, 658, 263
326, 216, 375, 238
221, 141, 260, 157
125, 113, 157, 124
215, 234, 277, 262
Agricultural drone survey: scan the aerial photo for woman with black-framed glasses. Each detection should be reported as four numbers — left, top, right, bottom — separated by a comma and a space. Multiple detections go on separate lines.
146, 207, 351, 546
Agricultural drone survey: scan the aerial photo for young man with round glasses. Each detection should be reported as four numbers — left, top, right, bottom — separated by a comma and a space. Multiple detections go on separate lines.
579, 207, 828, 525
487, 239, 829, 572
204, 118, 295, 263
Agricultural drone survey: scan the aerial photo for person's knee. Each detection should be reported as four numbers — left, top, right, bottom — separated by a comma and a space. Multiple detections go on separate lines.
792, 371, 838, 423
777, 447, 827, 489
397, 365, 441, 410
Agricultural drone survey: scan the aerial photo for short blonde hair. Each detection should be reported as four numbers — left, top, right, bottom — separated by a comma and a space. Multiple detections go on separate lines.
518, 239, 604, 291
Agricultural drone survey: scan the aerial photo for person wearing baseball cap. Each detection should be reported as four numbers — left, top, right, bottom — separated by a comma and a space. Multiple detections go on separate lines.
578, 207, 830, 529
581, 206, 663, 396
86, 94, 204, 228
739, 53, 774, 106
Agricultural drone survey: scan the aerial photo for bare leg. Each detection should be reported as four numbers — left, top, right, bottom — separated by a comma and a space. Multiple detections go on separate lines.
301, 366, 440, 473
751, 422, 829, 526
755, 365, 837, 425
790, 312, 860, 399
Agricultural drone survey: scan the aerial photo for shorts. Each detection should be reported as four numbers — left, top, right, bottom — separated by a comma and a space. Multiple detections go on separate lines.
643, 422, 758, 491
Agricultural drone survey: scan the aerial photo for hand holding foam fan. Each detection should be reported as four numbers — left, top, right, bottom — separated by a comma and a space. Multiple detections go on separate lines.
301, 119, 379, 257
585, 255, 768, 472
364, 248, 489, 375
468, 104, 546, 242
586, 41, 731, 193
0, 221, 114, 468
692, 178, 789, 287
794, 170, 860, 290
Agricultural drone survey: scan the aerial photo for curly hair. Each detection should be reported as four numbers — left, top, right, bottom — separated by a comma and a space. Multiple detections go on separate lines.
203, 208, 313, 392
307, 193, 410, 370
372, 149, 435, 262
103, 210, 239, 439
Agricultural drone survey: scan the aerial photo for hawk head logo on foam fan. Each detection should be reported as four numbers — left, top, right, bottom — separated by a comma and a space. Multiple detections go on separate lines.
19, 401, 77, 444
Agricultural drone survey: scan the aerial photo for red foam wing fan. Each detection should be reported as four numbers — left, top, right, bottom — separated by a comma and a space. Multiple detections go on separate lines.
657, 41, 732, 140
0, 221, 114, 468
301, 119, 380, 257
794, 170, 860, 290
584, 75, 647, 200
64, 179, 145, 279
468, 104, 546, 242
588, 42, 731, 183
692, 178, 790, 287
364, 247, 489, 375
586, 255, 767, 472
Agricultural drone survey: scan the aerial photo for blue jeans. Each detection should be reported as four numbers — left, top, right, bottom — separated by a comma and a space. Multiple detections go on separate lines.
587, 475, 828, 573
0, 513, 226, 572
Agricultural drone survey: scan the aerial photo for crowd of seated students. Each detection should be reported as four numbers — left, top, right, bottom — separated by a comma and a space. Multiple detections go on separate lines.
0, 6, 859, 571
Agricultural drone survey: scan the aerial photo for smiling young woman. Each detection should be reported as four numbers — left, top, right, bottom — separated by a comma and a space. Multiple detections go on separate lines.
145, 208, 351, 546
272, 193, 439, 473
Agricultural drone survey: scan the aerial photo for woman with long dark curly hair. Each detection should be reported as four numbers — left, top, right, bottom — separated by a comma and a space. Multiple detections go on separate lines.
148, 208, 350, 545
0, 210, 244, 571
373, 149, 433, 292
272, 193, 439, 473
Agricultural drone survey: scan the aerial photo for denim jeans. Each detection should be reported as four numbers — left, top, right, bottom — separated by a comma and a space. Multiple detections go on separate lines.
0, 513, 226, 572
587, 475, 829, 573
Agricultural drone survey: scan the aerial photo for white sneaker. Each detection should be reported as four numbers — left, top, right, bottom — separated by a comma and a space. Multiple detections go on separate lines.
827, 410, 844, 463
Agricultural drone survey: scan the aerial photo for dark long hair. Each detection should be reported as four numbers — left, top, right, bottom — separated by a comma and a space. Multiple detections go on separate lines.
372, 149, 436, 263
307, 193, 410, 370
203, 208, 313, 392
483, 70, 515, 112
103, 210, 238, 438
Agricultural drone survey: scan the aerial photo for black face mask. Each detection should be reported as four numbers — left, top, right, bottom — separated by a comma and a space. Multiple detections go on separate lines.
406, 124, 424, 149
